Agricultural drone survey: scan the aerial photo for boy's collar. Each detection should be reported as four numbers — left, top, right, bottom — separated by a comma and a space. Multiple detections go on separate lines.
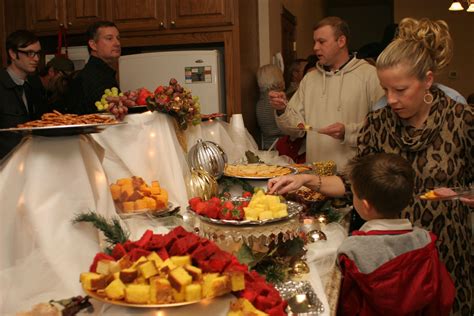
358, 218, 413, 232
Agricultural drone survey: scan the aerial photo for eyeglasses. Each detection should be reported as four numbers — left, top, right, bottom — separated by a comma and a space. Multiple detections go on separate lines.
17, 50, 43, 58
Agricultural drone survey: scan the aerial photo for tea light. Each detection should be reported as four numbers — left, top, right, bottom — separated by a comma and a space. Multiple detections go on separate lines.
317, 214, 327, 229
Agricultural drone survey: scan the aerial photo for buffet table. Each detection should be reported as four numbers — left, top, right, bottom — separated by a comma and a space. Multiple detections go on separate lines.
0, 112, 347, 316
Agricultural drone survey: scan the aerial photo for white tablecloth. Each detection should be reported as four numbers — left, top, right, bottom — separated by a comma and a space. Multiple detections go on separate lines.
1, 114, 339, 315
0, 135, 117, 315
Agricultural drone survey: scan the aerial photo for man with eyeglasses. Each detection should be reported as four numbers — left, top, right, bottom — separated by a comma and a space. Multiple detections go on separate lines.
66, 21, 121, 114
0, 29, 48, 160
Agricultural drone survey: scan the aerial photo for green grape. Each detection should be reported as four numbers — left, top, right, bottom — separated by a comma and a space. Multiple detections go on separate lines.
104, 89, 112, 96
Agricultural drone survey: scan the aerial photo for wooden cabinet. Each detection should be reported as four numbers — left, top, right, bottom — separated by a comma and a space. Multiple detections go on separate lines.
104, 0, 167, 32
169, 0, 233, 29
105, 0, 233, 33
26, 0, 105, 35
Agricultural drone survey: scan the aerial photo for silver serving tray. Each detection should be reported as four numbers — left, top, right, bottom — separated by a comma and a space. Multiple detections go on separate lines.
118, 202, 180, 219
0, 121, 126, 136
224, 164, 297, 180
189, 197, 303, 226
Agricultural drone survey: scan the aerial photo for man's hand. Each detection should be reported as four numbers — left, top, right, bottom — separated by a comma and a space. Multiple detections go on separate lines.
318, 122, 345, 140
268, 90, 288, 111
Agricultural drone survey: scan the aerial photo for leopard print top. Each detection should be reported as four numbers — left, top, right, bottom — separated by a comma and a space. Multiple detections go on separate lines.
357, 87, 473, 315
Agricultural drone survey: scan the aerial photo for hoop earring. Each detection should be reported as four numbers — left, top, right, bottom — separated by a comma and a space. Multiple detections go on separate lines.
423, 91, 434, 105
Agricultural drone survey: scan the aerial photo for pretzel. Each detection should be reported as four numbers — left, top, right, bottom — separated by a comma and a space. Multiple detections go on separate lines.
17, 111, 118, 128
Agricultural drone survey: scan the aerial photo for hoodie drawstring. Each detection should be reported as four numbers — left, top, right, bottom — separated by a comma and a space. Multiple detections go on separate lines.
337, 70, 345, 112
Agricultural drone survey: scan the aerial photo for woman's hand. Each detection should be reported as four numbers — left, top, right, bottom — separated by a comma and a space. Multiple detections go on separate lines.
460, 196, 474, 207
267, 174, 307, 195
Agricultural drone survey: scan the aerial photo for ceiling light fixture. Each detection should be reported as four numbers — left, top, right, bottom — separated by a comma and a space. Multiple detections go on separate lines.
449, 0, 474, 11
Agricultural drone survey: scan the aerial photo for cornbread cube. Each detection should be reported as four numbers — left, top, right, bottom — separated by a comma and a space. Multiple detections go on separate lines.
159, 258, 177, 273
138, 260, 158, 279
134, 276, 147, 284
131, 256, 148, 269
202, 273, 219, 298
122, 201, 135, 213
105, 279, 126, 300
147, 252, 164, 267
184, 265, 202, 281
118, 256, 133, 269
172, 288, 185, 302
119, 268, 138, 283
150, 278, 173, 304
227, 271, 245, 291
208, 275, 231, 298
228, 298, 268, 316
134, 198, 148, 210
185, 284, 202, 301
80, 272, 102, 290
168, 267, 192, 292
113, 271, 120, 280
151, 180, 160, 187
110, 184, 121, 200
125, 284, 150, 304
170, 255, 191, 267
96, 260, 120, 275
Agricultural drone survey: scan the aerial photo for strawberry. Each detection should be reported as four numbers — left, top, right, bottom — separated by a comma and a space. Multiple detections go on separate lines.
231, 208, 242, 220
222, 200, 234, 210
242, 191, 252, 198
188, 197, 202, 210
220, 208, 232, 220
205, 203, 220, 219
194, 201, 207, 214
208, 196, 221, 205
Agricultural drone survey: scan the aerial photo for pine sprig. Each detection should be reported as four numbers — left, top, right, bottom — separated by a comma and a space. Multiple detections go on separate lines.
72, 212, 129, 249
218, 176, 254, 195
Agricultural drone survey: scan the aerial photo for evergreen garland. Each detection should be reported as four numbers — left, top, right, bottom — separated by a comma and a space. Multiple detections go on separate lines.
72, 212, 129, 252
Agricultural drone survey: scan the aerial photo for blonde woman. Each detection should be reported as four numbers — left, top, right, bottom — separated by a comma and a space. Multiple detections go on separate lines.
269, 17, 473, 315
256, 64, 285, 149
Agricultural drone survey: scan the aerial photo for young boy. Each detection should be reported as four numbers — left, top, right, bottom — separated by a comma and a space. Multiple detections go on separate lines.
337, 153, 455, 316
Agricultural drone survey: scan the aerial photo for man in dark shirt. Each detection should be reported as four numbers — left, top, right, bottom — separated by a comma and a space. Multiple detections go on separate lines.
66, 21, 121, 114
0, 30, 47, 160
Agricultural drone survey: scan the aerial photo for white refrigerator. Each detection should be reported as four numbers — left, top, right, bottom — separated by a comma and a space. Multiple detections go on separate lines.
119, 50, 225, 114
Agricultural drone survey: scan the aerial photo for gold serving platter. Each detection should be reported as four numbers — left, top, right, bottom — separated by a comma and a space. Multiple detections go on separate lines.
84, 288, 203, 308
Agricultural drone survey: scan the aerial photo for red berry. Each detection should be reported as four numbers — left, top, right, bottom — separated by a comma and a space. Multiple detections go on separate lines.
188, 197, 202, 210
242, 191, 252, 198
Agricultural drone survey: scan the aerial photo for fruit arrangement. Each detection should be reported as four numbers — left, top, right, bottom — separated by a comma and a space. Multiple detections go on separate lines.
80, 227, 287, 315
110, 176, 168, 213
188, 192, 252, 221
94, 87, 153, 120
146, 78, 201, 130
188, 191, 289, 221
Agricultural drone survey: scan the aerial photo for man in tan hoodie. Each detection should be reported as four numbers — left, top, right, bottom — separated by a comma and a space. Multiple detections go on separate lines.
269, 16, 384, 170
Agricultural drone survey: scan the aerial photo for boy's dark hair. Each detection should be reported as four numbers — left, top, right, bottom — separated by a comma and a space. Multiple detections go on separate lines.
347, 153, 415, 218
86, 20, 118, 53
5, 30, 39, 64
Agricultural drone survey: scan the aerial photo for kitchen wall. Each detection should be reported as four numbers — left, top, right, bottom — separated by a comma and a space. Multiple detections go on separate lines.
394, 1, 474, 98
258, 0, 325, 66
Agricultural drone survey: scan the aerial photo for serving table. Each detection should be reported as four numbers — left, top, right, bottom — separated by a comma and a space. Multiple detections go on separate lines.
0, 112, 347, 316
